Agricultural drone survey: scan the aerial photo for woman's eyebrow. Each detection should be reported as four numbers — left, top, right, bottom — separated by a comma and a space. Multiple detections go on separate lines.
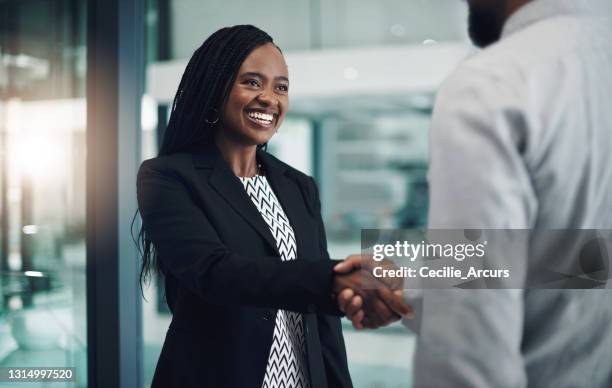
240, 72, 289, 83
276, 76, 289, 83
240, 71, 263, 79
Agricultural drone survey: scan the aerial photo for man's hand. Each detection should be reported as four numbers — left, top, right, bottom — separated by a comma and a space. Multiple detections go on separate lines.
333, 255, 413, 329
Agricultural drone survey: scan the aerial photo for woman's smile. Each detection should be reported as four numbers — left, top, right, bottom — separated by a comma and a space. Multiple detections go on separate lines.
244, 108, 276, 129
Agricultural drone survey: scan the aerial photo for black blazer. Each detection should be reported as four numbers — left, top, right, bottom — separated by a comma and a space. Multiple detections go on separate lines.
137, 145, 353, 388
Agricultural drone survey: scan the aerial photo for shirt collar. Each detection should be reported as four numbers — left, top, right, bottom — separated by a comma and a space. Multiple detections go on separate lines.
502, 0, 611, 38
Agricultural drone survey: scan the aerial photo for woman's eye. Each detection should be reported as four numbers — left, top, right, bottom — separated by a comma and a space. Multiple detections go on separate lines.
246, 79, 260, 87
277, 84, 289, 92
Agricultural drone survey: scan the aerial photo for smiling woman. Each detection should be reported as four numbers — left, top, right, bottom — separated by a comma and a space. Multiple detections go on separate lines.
217, 43, 289, 153
135, 25, 357, 388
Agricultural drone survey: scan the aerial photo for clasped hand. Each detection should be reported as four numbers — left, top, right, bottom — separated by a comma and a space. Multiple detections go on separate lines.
332, 255, 414, 330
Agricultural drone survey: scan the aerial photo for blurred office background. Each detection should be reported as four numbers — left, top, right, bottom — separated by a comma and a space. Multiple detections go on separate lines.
0, 0, 471, 387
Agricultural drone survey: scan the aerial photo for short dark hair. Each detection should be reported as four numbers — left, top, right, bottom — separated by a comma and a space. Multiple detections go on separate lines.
136, 25, 277, 294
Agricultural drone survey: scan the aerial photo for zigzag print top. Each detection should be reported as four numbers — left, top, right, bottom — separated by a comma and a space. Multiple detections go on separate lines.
239, 175, 311, 388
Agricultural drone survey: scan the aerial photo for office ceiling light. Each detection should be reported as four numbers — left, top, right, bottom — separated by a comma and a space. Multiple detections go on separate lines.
22, 225, 39, 235
24, 271, 44, 278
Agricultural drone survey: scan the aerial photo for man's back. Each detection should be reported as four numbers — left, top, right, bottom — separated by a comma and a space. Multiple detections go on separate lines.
418, 1, 612, 386
472, 3, 612, 229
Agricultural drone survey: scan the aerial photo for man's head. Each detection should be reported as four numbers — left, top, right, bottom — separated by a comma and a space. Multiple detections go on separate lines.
466, 0, 532, 47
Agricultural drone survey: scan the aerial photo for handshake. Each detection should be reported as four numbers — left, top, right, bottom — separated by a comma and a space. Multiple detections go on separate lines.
331, 255, 414, 330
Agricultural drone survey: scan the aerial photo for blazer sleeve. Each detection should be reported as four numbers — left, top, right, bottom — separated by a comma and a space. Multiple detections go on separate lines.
137, 159, 341, 315
308, 177, 353, 387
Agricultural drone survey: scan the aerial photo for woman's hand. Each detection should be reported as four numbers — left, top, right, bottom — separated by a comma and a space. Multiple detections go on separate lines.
332, 255, 413, 330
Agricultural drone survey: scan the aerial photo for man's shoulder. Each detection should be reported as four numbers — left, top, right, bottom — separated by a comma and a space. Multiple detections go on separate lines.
435, 55, 520, 107
439, 15, 581, 103
459, 14, 580, 78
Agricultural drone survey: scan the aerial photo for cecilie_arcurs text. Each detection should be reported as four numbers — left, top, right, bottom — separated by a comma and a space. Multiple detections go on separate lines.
372, 266, 510, 280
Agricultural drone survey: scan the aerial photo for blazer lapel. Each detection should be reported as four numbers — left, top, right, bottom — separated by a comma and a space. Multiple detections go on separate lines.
193, 146, 280, 256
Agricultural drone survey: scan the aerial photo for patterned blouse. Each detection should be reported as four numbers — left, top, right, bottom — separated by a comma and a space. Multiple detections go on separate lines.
239, 174, 311, 388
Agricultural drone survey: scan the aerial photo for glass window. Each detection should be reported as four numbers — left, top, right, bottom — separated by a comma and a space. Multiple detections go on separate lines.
0, 1, 87, 386
170, 0, 314, 56
320, 0, 468, 48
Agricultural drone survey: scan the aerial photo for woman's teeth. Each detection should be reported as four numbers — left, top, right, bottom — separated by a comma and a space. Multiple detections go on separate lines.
247, 111, 273, 124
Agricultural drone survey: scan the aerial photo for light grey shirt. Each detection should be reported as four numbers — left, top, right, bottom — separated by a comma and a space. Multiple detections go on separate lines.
407, 1, 612, 387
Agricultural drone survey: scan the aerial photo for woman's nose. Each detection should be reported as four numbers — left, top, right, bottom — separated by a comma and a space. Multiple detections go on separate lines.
256, 89, 277, 107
